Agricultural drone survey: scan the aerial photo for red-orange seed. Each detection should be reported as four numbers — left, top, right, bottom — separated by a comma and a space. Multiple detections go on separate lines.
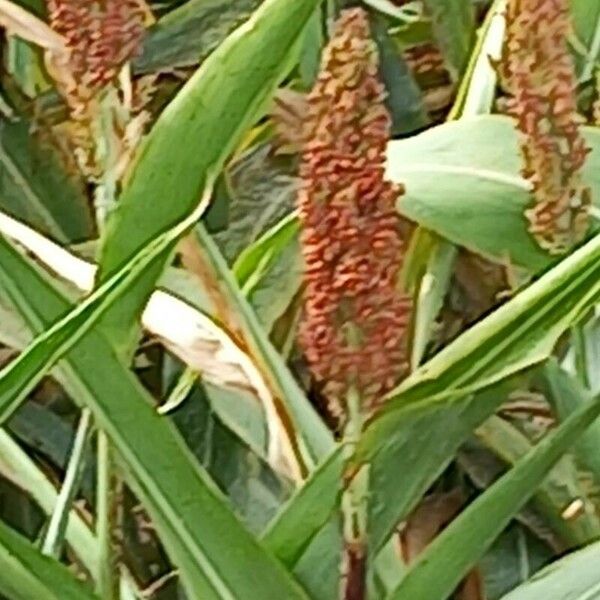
503, 0, 590, 254
297, 8, 411, 420
47, 0, 145, 111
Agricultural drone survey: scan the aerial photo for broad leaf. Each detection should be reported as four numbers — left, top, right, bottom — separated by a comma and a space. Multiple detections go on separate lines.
232, 115, 600, 276
386, 115, 600, 272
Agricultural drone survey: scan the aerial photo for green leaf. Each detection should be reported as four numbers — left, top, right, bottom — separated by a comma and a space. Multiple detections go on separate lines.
262, 447, 344, 565
499, 539, 600, 600
0, 428, 100, 580
422, 0, 476, 79
233, 211, 300, 288
214, 144, 297, 264
0, 519, 98, 600
371, 15, 428, 136
387, 392, 600, 600
244, 236, 303, 332
365, 231, 600, 450
542, 360, 600, 483
0, 198, 204, 421
269, 385, 513, 598
7, 38, 51, 98
571, 0, 600, 81
448, 0, 507, 119
298, 7, 323, 87
480, 525, 551, 600
135, 0, 264, 73
386, 115, 600, 271
251, 114, 600, 279
471, 415, 600, 547
0, 238, 309, 599
353, 230, 600, 560
0, 120, 91, 243
99, 0, 324, 355
408, 232, 457, 369
233, 210, 302, 331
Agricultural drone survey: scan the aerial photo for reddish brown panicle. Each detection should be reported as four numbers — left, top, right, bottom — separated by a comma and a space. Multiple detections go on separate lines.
46, 0, 146, 112
297, 8, 411, 420
502, 0, 590, 255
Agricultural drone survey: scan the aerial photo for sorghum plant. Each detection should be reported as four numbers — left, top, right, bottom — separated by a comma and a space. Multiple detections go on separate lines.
298, 8, 411, 423
297, 8, 411, 598
502, 0, 591, 254
45, 0, 148, 228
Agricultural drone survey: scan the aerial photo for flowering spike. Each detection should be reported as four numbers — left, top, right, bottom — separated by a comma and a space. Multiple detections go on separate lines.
502, 0, 591, 255
297, 8, 411, 420
46, 0, 145, 111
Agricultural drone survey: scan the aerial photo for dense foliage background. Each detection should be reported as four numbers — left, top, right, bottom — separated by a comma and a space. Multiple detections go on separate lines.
0, 0, 599, 599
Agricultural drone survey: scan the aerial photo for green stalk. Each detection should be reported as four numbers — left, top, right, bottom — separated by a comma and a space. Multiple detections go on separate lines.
96, 430, 118, 600
93, 88, 127, 235
572, 323, 591, 389
41, 408, 93, 559
340, 387, 369, 600
93, 80, 129, 599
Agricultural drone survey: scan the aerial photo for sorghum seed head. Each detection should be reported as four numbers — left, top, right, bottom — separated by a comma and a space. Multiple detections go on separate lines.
46, 0, 145, 112
298, 8, 411, 420
503, 0, 591, 254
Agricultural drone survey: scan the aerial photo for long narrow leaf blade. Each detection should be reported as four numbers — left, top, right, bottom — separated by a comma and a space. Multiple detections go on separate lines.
387, 394, 600, 600
0, 520, 98, 600
193, 225, 333, 467
499, 540, 600, 600
0, 235, 308, 599
0, 429, 99, 579
98, 0, 331, 467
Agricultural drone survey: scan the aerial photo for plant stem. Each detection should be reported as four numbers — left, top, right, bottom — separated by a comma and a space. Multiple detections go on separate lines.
340, 386, 369, 600
572, 323, 590, 389
93, 89, 124, 236
97, 430, 119, 600
41, 408, 93, 558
